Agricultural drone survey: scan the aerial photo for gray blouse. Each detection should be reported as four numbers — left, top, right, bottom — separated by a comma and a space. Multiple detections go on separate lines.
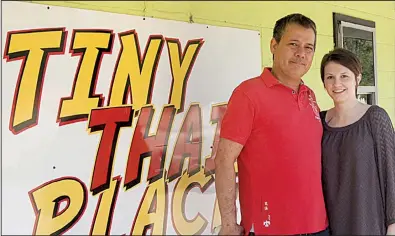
320, 105, 395, 235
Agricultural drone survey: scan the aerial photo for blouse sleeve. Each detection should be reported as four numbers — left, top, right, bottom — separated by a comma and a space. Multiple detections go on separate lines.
369, 106, 395, 227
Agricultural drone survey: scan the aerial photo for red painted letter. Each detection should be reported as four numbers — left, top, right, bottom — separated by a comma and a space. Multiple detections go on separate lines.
124, 105, 175, 190
204, 103, 227, 176
167, 104, 202, 182
88, 106, 133, 195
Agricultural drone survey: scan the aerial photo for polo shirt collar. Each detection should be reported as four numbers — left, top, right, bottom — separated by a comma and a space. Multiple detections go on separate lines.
261, 67, 306, 90
261, 67, 280, 87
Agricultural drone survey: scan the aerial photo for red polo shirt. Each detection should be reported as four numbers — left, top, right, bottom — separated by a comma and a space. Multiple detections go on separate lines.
220, 67, 328, 235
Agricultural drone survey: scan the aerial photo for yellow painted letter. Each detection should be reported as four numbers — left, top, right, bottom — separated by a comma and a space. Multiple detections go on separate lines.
166, 38, 204, 113
90, 176, 121, 235
131, 178, 167, 235
4, 28, 66, 134
58, 30, 114, 125
108, 31, 164, 111
172, 169, 214, 235
28, 177, 87, 235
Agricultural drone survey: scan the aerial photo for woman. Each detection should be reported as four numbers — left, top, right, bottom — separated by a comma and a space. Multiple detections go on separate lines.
320, 48, 395, 235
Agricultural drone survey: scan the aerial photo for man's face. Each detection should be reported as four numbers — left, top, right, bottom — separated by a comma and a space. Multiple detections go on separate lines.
270, 23, 316, 80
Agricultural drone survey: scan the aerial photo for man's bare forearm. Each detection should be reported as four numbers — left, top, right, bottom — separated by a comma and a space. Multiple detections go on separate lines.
215, 158, 237, 226
214, 138, 243, 227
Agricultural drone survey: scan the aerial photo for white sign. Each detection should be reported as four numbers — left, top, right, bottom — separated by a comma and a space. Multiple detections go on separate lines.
2, 2, 261, 235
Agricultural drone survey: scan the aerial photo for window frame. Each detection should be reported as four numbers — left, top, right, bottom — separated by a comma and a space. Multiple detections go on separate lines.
333, 13, 378, 105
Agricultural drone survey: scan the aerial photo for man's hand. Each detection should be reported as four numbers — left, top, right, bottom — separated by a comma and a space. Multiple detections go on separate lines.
219, 224, 244, 235
214, 138, 244, 235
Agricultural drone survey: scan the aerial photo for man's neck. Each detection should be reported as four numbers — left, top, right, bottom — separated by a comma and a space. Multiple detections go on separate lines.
271, 66, 301, 92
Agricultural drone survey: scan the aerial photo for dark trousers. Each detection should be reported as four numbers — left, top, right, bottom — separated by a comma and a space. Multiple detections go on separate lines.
248, 227, 330, 236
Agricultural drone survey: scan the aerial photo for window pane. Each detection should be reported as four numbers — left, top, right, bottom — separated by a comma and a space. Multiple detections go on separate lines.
357, 93, 375, 105
342, 27, 375, 86
343, 26, 372, 41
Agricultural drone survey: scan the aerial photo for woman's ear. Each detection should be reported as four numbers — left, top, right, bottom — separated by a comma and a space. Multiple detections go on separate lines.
357, 74, 362, 85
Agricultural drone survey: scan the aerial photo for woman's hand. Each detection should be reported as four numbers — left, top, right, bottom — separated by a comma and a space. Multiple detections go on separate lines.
387, 223, 395, 235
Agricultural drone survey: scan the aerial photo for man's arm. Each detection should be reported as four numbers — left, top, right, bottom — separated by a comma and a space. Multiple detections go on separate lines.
215, 138, 244, 235
214, 86, 254, 235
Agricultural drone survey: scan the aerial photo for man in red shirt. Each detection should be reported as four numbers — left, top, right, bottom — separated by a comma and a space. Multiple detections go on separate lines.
215, 13, 329, 235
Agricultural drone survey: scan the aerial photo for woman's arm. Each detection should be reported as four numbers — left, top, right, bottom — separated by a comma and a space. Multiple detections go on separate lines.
370, 106, 395, 232
387, 223, 395, 235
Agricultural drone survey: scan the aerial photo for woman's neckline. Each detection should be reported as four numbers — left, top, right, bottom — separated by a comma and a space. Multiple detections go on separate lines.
323, 105, 376, 132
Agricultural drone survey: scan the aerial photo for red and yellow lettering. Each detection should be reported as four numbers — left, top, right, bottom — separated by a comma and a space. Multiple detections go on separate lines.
166, 38, 204, 113
204, 103, 227, 176
57, 30, 114, 125
107, 31, 164, 111
167, 103, 202, 182
131, 178, 167, 235
88, 106, 133, 195
172, 169, 214, 235
3, 28, 67, 134
124, 105, 176, 190
28, 177, 87, 235
90, 176, 121, 235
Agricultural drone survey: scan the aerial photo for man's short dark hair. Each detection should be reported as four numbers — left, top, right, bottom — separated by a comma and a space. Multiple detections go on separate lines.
273, 13, 317, 47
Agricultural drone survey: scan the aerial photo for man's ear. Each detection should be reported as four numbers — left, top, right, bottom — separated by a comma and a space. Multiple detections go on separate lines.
270, 38, 278, 54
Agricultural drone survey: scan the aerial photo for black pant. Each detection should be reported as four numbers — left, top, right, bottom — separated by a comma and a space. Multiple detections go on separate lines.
248, 227, 330, 236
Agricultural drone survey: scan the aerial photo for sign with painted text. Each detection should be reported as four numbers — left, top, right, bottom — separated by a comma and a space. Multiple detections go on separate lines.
2, 2, 261, 235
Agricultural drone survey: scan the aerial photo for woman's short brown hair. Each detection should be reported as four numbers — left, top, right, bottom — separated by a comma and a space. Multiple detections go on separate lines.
320, 47, 362, 84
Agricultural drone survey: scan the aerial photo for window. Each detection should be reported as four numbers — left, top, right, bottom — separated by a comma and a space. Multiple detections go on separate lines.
333, 13, 378, 105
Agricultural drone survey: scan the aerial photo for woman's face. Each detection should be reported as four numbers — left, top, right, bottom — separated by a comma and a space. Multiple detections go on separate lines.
323, 62, 360, 104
